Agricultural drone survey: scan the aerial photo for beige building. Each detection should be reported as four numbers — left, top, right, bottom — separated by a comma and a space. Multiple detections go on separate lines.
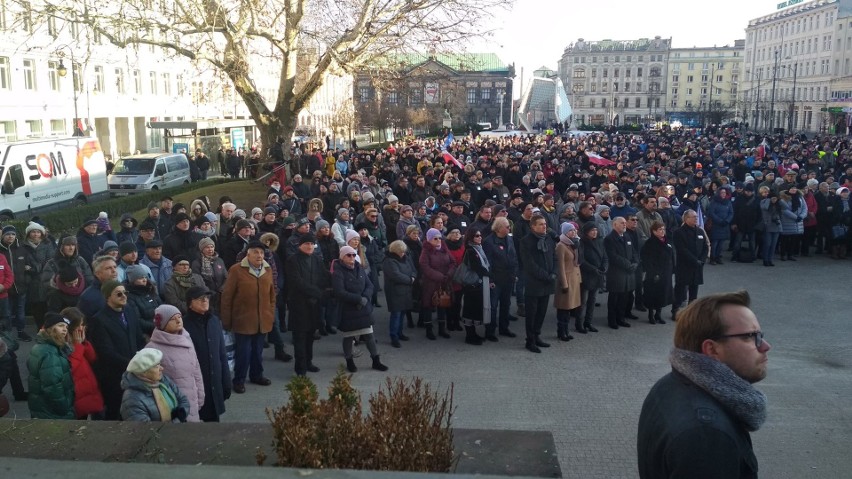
559, 36, 671, 127
742, 0, 841, 133
665, 41, 745, 127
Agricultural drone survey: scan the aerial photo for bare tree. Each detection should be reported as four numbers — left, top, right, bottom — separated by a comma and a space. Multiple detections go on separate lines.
15, 0, 507, 160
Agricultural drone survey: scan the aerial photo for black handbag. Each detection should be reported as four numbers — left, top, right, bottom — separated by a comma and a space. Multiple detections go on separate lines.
452, 261, 479, 286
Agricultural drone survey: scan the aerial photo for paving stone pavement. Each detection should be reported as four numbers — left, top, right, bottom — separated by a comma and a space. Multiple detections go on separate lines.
5, 254, 852, 477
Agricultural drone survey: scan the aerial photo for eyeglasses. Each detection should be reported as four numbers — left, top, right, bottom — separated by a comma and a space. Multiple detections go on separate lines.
474, 234, 482, 237
715, 331, 765, 348
113, 290, 127, 297
344, 253, 357, 257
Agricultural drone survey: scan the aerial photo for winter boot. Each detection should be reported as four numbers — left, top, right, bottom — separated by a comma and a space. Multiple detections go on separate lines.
275, 347, 293, 362
464, 326, 483, 345
346, 357, 358, 373
425, 324, 436, 340
516, 303, 526, 317
438, 321, 451, 338
655, 310, 666, 324
371, 356, 389, 372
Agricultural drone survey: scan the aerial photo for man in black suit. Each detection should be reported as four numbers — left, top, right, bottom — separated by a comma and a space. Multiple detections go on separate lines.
88, 280, 145, 420
604, 216, 639, 329
518, 215, 556, 353
672, 209, 709, 320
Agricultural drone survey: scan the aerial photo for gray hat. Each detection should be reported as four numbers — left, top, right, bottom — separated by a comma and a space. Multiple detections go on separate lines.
126, 265, 148, 283
316, 219, 330, 230
198, 237, 215, 251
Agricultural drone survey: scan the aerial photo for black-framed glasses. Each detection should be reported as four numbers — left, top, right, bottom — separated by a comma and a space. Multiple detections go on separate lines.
474, 233, 482, 237
715, 331, 764, 348
113, 290, 127, 297
344, 253, 357, 257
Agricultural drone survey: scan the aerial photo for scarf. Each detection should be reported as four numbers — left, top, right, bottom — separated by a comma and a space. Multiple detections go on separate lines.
533, 230, 549, 253
136, 374, 178, 422
559, 234, 580, 266
55, 272, 86, 296
172, 270, 195, 288
200, 255, 215, 280
669, 348, 767, 432
194, 227, 216, 238
468, 243, 490, 271
446, 238, 462, 251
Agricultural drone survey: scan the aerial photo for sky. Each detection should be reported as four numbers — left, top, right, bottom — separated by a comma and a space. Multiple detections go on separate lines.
475, 0, 781, 97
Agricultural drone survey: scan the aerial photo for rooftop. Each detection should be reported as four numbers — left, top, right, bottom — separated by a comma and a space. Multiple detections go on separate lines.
748, 0, 836, 27
392, 53, 511, 73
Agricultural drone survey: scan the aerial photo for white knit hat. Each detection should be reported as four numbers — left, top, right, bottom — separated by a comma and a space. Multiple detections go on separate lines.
127, 348, 163, 374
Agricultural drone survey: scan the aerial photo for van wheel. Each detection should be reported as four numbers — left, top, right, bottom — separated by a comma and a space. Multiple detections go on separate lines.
183, 180, 189, 185
151, 185, 159, 191
0, 212, 13, 222
72, 197, 87, 207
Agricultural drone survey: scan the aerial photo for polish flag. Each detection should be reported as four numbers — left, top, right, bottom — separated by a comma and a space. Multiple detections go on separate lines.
442, 150, 463, 169
586, 151, 616, 167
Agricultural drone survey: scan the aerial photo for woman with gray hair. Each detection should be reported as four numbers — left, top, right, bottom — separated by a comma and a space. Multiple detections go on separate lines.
382, 241, 416, 348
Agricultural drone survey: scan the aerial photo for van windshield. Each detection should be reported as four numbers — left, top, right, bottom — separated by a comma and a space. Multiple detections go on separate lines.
112, 158, 155, 175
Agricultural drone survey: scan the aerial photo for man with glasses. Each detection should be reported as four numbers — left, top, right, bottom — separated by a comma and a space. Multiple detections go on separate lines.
637, 290, 770, 478
89, 279, 145, 420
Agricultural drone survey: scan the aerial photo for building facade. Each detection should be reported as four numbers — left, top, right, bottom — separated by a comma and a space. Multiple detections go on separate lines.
742, 0, 841, 133
0, 5, 352, 158
665, 41, 745, 127
558, 36, 671, 127
354, 53, 514, 137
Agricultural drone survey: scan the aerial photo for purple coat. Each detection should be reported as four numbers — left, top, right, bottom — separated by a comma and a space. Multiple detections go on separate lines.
418, 240, 456, 307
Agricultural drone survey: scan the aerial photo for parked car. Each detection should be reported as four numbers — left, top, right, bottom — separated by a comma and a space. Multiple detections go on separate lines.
108, 153, 191, 196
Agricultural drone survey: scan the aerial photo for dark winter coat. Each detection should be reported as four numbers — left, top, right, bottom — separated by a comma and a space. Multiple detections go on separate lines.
419, 240, 457, 307
26, 331, 75, 419
482, 233, 518, 285
640, 237, 675, 309
125, 282, 161, 335
0, 240, 29, 295
163, 228, 199, 262
76, 230, 109, 266
382, 253, 416, 313
331, 260, 374, 332
604, 231, 638, 293
120, 371, 190, 422
183, 308, 231, 422
191, 255, 228, 295
78, 279, 106, 320
22, 239, 57, 302
285, 251, 329, 332
69, 340, 104, 418
707, 194, 734, 241
461, 246, 489, 321
88, 306, 146, 419
518, 233, 556, 297
43, 252, 94, 293
637, 371, 758, 479
673, 225, 709, 286
163, 273, 206, 314
732, 194, 761, 233
579, 236, 608, 291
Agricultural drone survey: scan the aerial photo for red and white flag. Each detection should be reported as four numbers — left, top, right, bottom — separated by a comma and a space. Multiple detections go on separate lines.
586, 151, 616, 167
442, 150, 463, 168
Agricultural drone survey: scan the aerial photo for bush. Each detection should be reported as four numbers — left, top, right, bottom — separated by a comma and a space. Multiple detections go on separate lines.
5, 178, 237, 238
262, 369, 455, 472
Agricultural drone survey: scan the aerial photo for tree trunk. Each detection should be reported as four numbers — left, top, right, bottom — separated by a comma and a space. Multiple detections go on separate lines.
255, 111, 298, 184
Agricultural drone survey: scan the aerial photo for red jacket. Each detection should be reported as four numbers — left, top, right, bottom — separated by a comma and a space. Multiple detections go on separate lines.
69, 340, 104, 418
0, 254, 12, 299
803, 191, 819, 228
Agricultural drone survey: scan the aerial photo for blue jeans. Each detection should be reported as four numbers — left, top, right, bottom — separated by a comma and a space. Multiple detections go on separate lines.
762, 232, 780, 263
514, 276, 526, 305
388, 311, 404, 340
5, 293, 25, 331
232, 333, 265, 385
711, 239, 726, 259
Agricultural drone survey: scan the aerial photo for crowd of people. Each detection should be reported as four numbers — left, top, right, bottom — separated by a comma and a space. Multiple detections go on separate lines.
0, 125, 850, 422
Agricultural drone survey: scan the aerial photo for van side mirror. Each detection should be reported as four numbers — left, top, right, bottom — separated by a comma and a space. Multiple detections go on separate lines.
1, 165, 24, 194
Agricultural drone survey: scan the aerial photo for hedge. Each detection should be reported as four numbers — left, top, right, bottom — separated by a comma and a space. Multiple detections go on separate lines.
4, 178, 236, 238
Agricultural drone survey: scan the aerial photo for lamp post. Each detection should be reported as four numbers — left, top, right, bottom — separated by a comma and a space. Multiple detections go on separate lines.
497, 89, 505, 129
55, 51, 82, 136
769, 49, 779, 133
787, 59, 798, 132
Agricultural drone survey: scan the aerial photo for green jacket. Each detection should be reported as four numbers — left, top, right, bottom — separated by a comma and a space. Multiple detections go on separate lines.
27, 331, 75, 419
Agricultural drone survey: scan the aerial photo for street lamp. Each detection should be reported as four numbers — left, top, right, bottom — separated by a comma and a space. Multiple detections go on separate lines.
769, 49, 779, 133
497, 89, 505, 129
56, 56, 83, 136
786, 58, 798, 132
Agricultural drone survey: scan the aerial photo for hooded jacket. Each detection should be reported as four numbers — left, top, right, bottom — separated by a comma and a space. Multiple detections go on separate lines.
119, 370, 190, 422
69, 339, 104, 418
26, 330, 75, 419
146, 329, 205, 422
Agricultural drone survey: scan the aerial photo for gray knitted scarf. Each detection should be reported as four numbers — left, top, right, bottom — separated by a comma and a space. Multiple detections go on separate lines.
669, 348, 767, 432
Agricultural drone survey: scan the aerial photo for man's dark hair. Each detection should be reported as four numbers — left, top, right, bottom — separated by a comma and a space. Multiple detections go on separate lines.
674, 290, 751, 353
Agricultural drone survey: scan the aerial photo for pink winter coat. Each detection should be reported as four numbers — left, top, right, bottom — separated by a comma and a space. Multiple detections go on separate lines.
0, 254, 13, 299
145, 329, 205, 422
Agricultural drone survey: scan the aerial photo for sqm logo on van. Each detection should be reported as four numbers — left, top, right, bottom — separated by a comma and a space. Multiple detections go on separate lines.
25, 152, 67, 180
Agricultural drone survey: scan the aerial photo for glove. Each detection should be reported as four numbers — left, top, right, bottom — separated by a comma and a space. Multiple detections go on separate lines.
629, 263, 638, 272
359, 297, 368, 308
549, 274, 557, 280
171, 407, 188, 423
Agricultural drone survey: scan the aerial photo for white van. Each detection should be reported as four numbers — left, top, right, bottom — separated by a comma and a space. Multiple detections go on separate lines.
0, 137, 109, 220
108, 152, 191, 196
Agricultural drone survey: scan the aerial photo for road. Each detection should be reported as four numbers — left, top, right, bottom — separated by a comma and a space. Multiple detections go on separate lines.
5, 254, 852, 478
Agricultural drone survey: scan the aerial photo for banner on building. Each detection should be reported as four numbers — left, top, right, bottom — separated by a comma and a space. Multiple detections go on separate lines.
424, 82, 439, 104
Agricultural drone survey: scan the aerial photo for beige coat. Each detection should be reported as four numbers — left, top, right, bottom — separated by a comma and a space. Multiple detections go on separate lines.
554, 240, 582, 310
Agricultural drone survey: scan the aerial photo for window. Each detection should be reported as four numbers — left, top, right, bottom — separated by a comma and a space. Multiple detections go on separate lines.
25, 119, 42, 138
22, 58, 35, 90
149, 71, 158, 95
614, 68, 619, 78
601, 99, 607, 108
672, 75, 679, 83
93, 66, 104, 93
602, 68, 608, 78
387, 91, 398, 104
637, 67, 643, 77
480, 88, 491, 104
573, 68, 586, 78
93, 29, 102, 44
133, 70, 141, 94
572, 83, 585, 93
0, 121, 16, 141
47, 15, 57, 37
70, 21, 80, 40
614, 82, 619, 92
48, 61, 60, 91
0, 57, 10, 90
687, 75, 693, 83
409, 88, 422, 105
116, 68, 125, 94
162, 73, 171, 96
701, 75, 708, 82
672, 88, 678, 95
650, 67, 661, 77
602, 82, 608, 93
467, 88, 477, 104
0, 1, 6, 30
625, 82, 630, 92
359, 86, 370, 102
19, 1, 32, 33
589, 99, 595, 108
50, 119, 65, 136
613, 98, 619, 108
626, 56, 631, 62
635, 98, 641, 108
687, 88, 693, 95
688, 63, 694, 70
591, 68, 597, 78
